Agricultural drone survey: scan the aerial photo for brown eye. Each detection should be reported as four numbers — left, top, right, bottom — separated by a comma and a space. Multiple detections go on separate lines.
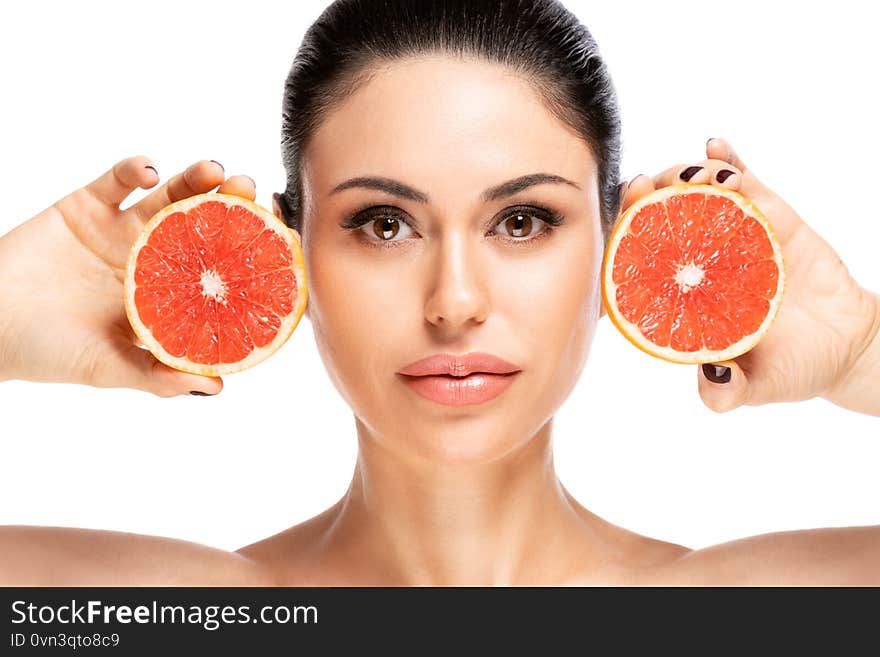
372, 216, 400, 240
492, 206, 564, 244
501, 212, 535, 238
341, 205, 416, 244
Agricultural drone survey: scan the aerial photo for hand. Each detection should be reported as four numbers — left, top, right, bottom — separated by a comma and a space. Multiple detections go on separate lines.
622, 138, 880, 414
0, 158, 257, 397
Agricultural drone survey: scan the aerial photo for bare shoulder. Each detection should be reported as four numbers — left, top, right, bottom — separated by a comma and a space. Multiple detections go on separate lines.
0, 525, 276, 586
651, 525, 880, 586
236, 507, 339, 585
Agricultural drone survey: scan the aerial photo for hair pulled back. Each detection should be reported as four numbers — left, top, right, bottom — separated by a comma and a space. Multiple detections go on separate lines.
278, 0, 621, 239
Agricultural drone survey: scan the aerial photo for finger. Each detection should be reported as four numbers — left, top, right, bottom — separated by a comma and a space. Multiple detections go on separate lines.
146, 358, 224, 399
84, 156, 160, 208
705, 140, 772, 213
133, 159, 226, 222
620, 174, 657, 212
94, 344, 224, 398
654, 159, 746, 194
697, 160, 744, 192
706, 137, 749, 173
217, 174, 257, 201
653, 163, 713, 189
697, 360, 749, 413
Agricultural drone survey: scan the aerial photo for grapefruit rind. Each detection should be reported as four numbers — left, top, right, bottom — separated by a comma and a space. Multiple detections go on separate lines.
123, 192, 308, 376
601, 183, 785, 365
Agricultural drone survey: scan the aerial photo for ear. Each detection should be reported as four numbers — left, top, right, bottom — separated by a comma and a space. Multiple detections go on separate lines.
273, 193, 308, 319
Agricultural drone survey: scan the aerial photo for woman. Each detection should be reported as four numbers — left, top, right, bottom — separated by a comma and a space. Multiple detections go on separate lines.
0, 0, 877, 585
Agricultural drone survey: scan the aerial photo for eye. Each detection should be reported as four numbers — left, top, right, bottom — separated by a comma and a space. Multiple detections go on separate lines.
341, 203, 564, 247
492, 205, 564, 242
370, 213, 414, 241
340, 206, 416, 244
496, 212, 538, 238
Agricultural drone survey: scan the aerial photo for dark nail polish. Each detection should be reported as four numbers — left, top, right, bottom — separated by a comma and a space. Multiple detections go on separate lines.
702, 363, 731, 384
190, 390, 213, 396
680, 166, 702, 182
145, 165, 158, 175
716, 169, 735, 183
210, 160, 224, 172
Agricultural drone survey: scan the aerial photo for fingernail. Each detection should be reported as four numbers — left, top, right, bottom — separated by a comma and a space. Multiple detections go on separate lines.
706, 137, 716, 149
628, 174, 642, 186
145, 165, 158, 175
246, 175, 256, 189
680, 166, 703, 182
716, 169, 735, 183
702, 363, 731, 384
210, 160, 224, 172
190, 390, 214, 396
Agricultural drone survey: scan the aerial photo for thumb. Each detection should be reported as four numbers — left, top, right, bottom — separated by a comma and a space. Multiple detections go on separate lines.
145, 356, 224, 398
697, 360, 749, 413
94, 343, 223, 397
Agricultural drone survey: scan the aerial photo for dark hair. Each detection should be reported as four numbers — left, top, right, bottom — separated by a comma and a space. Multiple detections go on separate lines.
277, 0, 621, 240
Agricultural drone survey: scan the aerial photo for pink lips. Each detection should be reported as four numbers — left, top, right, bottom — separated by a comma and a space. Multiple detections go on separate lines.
397, 352, 521, 406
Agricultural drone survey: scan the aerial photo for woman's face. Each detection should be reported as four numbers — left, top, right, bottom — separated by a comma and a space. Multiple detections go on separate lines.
293, 55, 605, 464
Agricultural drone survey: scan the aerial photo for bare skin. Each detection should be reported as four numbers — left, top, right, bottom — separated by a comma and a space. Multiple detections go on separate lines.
1, 57, 878, 586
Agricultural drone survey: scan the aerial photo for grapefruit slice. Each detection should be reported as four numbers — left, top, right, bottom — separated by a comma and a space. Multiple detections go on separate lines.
601, 183, 784, 364
124, 193, 308, 376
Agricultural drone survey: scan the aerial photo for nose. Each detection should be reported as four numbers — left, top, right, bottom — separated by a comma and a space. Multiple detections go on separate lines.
423, 232, 490, 330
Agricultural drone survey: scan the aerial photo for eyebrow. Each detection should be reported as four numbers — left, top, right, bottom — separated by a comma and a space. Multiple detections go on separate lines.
329, 173, 581, 203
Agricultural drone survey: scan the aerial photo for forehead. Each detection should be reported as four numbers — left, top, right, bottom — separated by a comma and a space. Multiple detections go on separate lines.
302, 55, 596, 200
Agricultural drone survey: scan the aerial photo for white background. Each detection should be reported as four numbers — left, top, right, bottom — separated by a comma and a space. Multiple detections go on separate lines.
0, 1, 877, 553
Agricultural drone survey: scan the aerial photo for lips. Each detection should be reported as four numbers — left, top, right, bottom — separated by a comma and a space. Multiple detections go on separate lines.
397, 352, 521, 377
398, 372, 520, 406
397, 352, 522, 406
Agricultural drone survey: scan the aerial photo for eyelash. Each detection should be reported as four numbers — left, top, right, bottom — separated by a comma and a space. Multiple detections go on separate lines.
340, 203, 565, 248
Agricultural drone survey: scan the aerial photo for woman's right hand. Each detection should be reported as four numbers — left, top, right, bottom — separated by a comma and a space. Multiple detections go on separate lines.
0, 157, 256, 396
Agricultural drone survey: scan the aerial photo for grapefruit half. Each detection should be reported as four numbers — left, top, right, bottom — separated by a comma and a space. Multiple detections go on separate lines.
124, 193, 308, 376
601, 183, 784, 364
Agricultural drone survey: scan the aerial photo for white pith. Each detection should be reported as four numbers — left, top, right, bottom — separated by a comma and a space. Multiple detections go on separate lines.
123, 193, 308, 376
199, 269, 228, 304
674, 261, 705, 290
602, 184, 785, 365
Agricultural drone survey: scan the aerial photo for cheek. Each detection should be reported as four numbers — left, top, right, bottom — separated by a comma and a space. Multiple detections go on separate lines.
506, 233, 602, 407
303, 238, 412, 404
509, 236, 601, 346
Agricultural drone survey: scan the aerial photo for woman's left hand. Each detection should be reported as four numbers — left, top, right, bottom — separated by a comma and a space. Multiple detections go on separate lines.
622, 138, 880, 414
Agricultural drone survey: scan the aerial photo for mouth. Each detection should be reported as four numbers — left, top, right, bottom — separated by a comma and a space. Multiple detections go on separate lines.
422, 372, 501, 378
397, 351, 521, 377
396, 352, 522, 406
397, 370, 521, 406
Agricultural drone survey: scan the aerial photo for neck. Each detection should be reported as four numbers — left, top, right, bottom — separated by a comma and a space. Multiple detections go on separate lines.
324, 416, 601, 586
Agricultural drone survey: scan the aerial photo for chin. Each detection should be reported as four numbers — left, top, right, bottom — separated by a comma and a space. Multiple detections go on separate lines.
353, 374, 554, 465
394, 414, 537, 466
